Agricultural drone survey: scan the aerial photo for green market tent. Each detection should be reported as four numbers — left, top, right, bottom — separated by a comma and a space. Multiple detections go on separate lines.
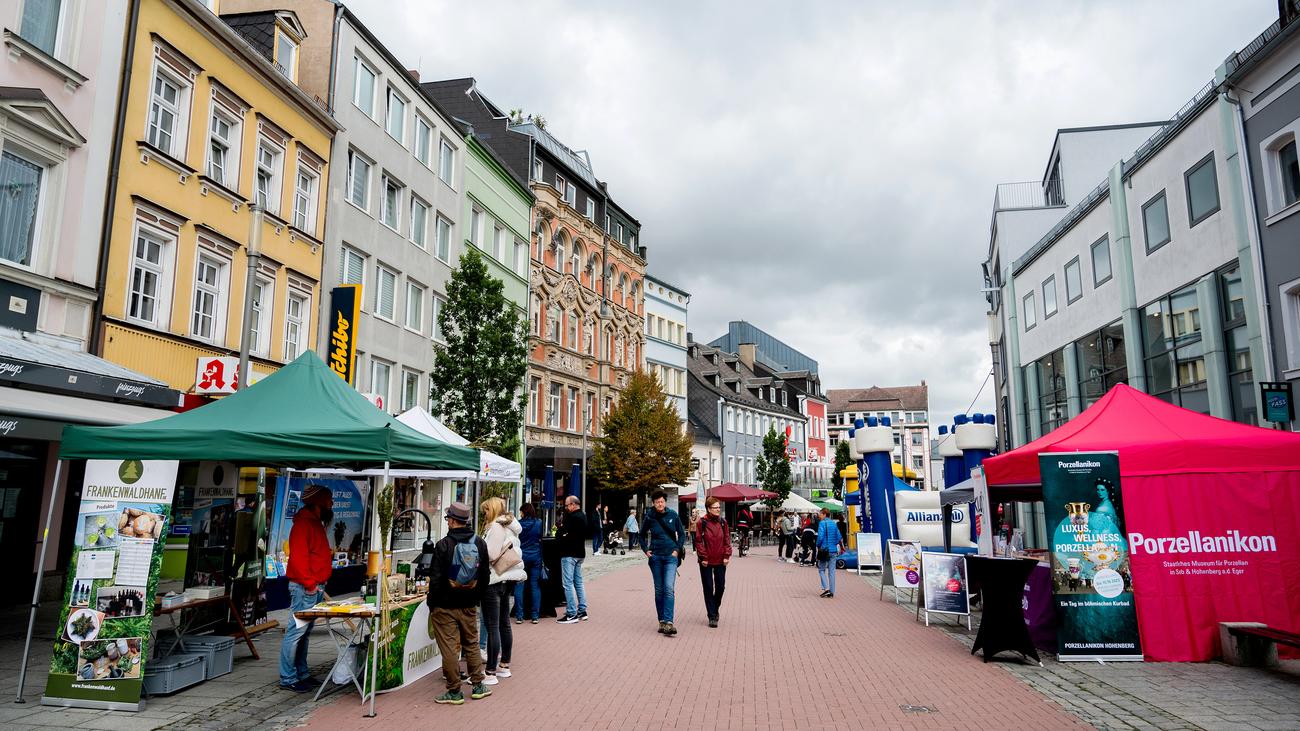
812, 499, 843, 513
58, 351, 479, 470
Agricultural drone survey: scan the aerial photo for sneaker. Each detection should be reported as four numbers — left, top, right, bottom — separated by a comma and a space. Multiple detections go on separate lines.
557, 614, 579, 624
515, 617, 523, 625
482, 673, 499, 686
280, 680, 313, 693
531, 618, 539, 625
480, 648, 488, 661
665, 622, 678, 636
657, 621, 667, 634
577, 610, 589, 621
297, 675, 323, 687
496, 666, 512, 678
435, 690, 465, 705
470, 683, 492, 700
708, 618, 718, 628
819, 590, 830, 598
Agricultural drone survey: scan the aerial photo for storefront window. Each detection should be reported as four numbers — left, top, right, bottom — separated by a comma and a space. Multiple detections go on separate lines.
1143, 285, 1208, 413
1037, 349, 1067, 435
1075, 321, 1127, 408
1222, 266, 1255, 424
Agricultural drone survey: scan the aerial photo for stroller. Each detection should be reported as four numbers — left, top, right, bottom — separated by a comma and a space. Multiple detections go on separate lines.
796, 523, 818, 566
602, 520, 627, 554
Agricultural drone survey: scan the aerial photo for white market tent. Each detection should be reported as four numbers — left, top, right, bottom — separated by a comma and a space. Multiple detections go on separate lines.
746, 493, 820, 513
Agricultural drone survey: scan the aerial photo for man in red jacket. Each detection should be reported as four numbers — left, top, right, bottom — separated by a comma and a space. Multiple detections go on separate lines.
279, 484, 334, 691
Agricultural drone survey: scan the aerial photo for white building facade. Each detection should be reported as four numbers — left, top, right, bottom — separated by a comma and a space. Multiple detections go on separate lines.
643, 275, 689, 420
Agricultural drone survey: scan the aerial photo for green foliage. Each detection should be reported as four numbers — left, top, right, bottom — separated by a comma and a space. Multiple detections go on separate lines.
429, 248, 529, 456
832, 440, 854, 497
756, 427, 793, 507
590, 370, 693, 495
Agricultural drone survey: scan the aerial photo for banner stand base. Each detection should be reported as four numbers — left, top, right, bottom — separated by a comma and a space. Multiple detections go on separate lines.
41, 696, 145, 712
1059, 655, 1144, 663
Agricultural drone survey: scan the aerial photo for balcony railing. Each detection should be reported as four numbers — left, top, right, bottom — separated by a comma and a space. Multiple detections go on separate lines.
993, 178, 1065, 211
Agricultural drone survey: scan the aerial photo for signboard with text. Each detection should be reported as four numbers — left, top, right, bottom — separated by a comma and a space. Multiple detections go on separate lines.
1260, 381, 1294, 423
327, 285, 361, 385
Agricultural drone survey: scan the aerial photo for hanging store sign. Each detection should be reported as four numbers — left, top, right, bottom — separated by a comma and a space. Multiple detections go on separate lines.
194, 356, 239, 394
0, 357, 178, 407
327, 285, 361, 385
1260, 381, 1294, 424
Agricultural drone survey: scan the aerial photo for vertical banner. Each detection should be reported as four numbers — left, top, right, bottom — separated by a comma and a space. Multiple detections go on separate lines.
44, 459, 179, 711
1040, 451, 1142, 661
327, 285, 361, 384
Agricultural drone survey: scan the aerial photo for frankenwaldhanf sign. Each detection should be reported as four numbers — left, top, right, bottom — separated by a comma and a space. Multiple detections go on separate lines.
1040, 452, 1142, 662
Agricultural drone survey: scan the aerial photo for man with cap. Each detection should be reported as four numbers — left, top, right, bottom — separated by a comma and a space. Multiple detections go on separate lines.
427, 502, 492, 705
279, 484, 334, 691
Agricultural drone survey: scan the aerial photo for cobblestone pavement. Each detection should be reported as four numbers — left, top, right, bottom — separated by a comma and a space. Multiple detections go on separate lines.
863, 571, 1300, 731
297, 544, 1084, 730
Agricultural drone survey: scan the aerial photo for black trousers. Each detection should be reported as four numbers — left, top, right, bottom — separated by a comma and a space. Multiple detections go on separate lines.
699, 564, 726, 619
480, 582, 513, 670
782, 534, 796, 558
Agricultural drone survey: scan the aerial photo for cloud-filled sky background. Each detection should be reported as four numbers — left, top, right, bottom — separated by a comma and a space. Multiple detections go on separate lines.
353, 0, 1277, 425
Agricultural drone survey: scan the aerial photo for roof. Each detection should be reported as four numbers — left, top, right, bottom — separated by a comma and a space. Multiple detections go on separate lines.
645, 273, 690, 298
511, 121, 601, 191
686, 343, 804, 419
421, 78, 533, 189
983, 384, 1300, 489
826, 385, 928, 414
1, 331, 164, 385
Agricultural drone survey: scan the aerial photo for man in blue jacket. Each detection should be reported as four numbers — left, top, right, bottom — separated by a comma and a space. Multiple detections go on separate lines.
641, 489, 686, 636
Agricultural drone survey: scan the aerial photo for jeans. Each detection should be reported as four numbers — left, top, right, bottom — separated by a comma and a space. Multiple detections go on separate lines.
699, 564, 726, 619
627, 531, 639, 549
818, 555, 837, 594
279, 581, 323, 685
593, 530, 603, 554
481, 583, 513, 670
560, 556, 586, 616
648, 554, 678, 623
513, 558, 542, 620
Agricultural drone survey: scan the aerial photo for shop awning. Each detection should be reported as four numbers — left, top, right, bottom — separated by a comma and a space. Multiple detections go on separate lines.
0, 385, 175, 426
58, 351, 479, 470
678, 483, 776, 502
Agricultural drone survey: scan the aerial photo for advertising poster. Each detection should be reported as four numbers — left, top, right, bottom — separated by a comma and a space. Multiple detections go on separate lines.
888, 539, 922, 588
1040, 451, 1142, 662
44, 459, 178, 711
921, 551, 970, 616
856, 532, 882, 573
269, 477, 368, 578
184, 462, 239, 589
366, 601, 440, 693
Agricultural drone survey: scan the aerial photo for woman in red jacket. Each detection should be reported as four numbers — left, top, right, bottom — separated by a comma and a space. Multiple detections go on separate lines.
696, 496, 732, 628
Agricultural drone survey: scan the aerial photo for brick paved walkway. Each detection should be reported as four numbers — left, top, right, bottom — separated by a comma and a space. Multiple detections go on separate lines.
299, 545, 1084, 730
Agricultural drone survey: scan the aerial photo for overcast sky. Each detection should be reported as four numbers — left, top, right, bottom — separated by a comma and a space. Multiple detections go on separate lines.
354, 0, 1277, 427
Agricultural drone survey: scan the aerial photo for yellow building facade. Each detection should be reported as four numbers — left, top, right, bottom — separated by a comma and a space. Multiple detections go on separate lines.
98, 0, 337, 391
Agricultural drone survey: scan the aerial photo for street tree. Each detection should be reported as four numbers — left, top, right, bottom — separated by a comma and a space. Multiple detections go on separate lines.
832, 439, 854, 498
755, 426, 793, 507
428, 248, 529, 455
590, 370, 692, 498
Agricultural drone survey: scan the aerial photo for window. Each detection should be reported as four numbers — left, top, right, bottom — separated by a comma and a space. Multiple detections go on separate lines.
370, 360, 392, 404
147, 70, 184, 156
385, 87, 406, 143
1091, 235, 1112, 286
415, 116, 433, 167
431, 293, 445, 341
20, 0, 62, 56
255, 143, 283, 213
470, 207, 482, 247
492, 225, 505, 261
546, 305, 560, 341
555, 175, 568, 202
249, 276, 273, 356
582, 318, 594, 355
514, 239, 527, 276
566, 311, 577, 348
339, 245, 365, 286
406, 281, 424, 332
528, 377, 542, 424
1074, 323, 1128, 408
1184, 154, 1220, 226
547, 383, 561, 427
586, 393, 596, 434
585, 198, 595, 220
292, 166, 317, 233
1272, 137, 1300, 210
0, 151, 43, 266
531, 157, 542, 182
1142, 285, 1208, 414
401, 370, 421, 411
567, 387, 578, 430
1142, 191, 1171, 253
381, 175, 401, 230
206, 110, 238, 186
911, 431, 922, 447
438, 138, 454, 185
284, 291, 308, 359
374, 264, 396, 320
1042, 276, 1057, 318
1064, 257, 1082, 304
410, 198, 429, 247
1281, 279, 1300, 371
353, 56, 377, 117
275, 31, 297, 80
1022, 291, 1036, 331
128, 229, 169, 325
435, 215, 451, 262
554, 237, 566, 273
347, 150, 371, 209
190, 255, 227, 342
1221, 266, 1255, 425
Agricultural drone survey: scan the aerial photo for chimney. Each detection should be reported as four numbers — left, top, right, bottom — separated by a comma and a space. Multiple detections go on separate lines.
737, 343, 756, 370
408, 69, 420, 82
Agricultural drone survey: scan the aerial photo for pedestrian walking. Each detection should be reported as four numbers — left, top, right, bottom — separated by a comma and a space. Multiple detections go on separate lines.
624, 511, 640, 550
799, 514, 818, 565
427, 502, 492, 705
780, 511, 798, 561
735, 504, 753, 557
555, 495, 589, 623
512, 503, 543, 624
816, 508, 845, 598
591, 502, 604, 554
480, 497, 525, 685
687, 507, 700, 554
695, 496, 732, 628
641, 489, 686, 636
279, 484, 333, 692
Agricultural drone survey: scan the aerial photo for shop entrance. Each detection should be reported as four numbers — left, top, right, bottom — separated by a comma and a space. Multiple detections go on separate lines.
0, 439, 46, 608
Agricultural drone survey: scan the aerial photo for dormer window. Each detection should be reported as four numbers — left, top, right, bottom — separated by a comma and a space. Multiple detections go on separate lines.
275, 29, 299, 82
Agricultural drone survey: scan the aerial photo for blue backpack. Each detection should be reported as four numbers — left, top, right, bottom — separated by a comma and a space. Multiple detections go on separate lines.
448, 535, 481, 589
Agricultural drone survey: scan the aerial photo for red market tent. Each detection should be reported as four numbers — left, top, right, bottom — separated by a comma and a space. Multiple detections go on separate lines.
679, 483, 777, 502
982, 384, 1300, 661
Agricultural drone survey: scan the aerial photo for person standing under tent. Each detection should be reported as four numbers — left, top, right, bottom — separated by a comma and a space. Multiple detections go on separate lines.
513, 503, 544, 624
641, 489, 686, 636
279, 484, 333, 692
816, 508, 845, 598
427, 502, 492, 705
555, 495, 589, 623
695, 495, 732, 628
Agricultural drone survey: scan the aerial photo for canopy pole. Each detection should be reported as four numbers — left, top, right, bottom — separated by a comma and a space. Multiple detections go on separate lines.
367, 461, 389, 718
17, 458, 65, 703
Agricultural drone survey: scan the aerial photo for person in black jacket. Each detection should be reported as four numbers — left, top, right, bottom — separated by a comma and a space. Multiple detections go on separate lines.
555, 495, 588, 623
427, 502, 492, 705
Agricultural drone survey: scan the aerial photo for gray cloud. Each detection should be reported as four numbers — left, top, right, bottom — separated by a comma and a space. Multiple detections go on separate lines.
354, 0, 1277, 427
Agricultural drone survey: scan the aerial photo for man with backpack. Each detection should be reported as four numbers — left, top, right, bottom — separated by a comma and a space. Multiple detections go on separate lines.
427, 502, 492, 705
735, 505, 753, 557
641, 489, 686, 636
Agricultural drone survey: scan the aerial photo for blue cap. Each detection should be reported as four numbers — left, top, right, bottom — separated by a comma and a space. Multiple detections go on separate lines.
847, 428, 855, 438
954, 414, 969, 426
938, 425, 948, 435
866, 416, 878, 427
986, 414, 996, 426
854, 418, 865, 429
881, 416, 891, 427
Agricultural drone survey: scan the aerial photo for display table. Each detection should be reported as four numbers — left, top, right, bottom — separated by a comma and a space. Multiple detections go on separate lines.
966, 556, 1041, 664
294, 595, 428, 706
154, 594, 260, 660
